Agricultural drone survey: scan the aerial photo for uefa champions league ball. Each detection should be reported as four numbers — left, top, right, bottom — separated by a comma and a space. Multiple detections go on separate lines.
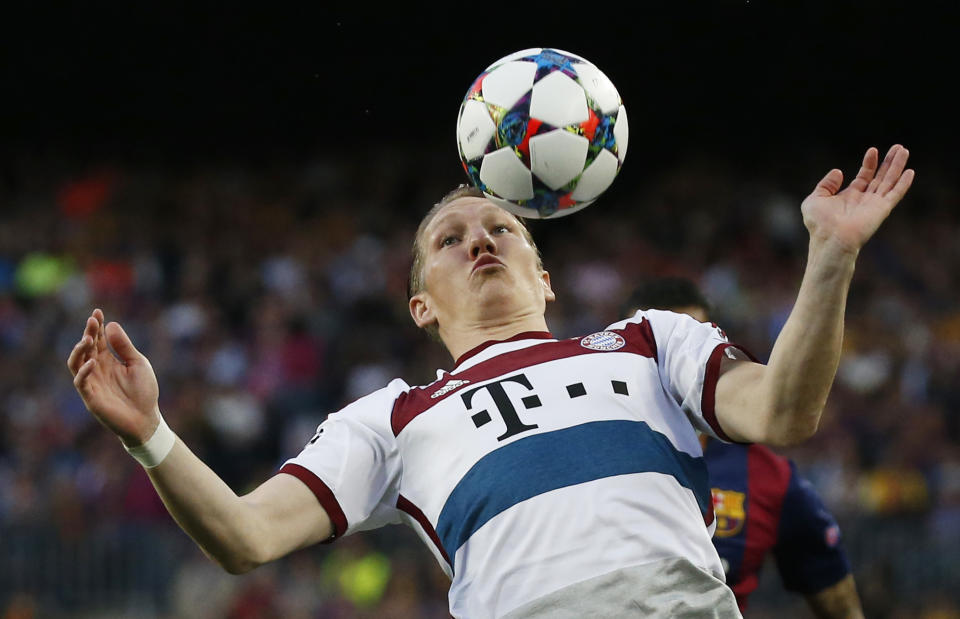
456, 48, 628, 219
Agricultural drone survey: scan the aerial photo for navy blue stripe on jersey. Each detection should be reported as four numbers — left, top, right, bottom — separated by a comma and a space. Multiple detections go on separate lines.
435, 419, 711, 560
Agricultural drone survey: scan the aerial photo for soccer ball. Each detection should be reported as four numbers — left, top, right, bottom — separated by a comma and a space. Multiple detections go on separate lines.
456, 48, 628, 219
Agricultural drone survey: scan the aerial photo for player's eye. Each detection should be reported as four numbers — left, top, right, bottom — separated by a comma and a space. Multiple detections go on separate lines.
441, 235, 460, 248
492, 225, 509, 235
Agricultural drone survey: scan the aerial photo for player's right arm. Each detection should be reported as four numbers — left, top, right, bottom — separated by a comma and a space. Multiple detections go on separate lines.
67, 309, 332, 574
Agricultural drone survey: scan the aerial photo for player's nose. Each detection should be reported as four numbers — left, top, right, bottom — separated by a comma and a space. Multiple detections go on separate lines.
468, 226, 497, 258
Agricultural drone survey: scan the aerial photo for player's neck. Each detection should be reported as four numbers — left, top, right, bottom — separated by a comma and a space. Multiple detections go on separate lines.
441, 314, 552, 363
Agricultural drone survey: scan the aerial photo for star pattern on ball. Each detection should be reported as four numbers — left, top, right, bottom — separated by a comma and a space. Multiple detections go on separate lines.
456, 48, 627, 219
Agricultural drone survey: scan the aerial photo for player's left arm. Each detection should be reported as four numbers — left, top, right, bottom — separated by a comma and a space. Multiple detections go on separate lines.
773, 461, 863, 618
713, 145, 914, 445
804, 575, 865, 619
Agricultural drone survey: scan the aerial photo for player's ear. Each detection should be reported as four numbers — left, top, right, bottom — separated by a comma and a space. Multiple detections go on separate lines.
409, 292, 438, 328
540, 270, 555, 303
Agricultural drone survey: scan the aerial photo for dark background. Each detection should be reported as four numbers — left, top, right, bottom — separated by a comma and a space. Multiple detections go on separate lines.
2, 5, 959, 617
3, 3, 955, 175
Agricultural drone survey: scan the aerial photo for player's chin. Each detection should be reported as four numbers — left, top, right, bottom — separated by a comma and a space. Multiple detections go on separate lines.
470, 270, 514, 294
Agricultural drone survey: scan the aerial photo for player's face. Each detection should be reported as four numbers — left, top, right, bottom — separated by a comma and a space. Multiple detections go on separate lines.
410, 197, 554, 332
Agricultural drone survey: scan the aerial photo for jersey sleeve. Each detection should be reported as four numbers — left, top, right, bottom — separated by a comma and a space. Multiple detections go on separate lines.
277, 378, 408, 541
773, 461, 851, 594
640, 308, 755, 442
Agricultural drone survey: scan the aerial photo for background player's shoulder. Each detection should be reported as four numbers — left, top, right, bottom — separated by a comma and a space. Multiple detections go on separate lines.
605, 308, 678, 335
620, 307, 711, 334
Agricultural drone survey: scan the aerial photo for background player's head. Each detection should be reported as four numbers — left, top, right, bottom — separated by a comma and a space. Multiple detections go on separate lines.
621, 276, 711, 322
408, 186, 553, 343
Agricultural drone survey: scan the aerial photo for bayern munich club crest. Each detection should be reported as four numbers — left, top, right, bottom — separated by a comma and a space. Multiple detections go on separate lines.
579, 331, 626, 351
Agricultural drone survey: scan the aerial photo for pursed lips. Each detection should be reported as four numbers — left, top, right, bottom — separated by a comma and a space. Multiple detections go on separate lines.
471, 255, 504, 273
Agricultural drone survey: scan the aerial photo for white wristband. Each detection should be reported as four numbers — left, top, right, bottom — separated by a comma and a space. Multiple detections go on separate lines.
124, 415, 177, 468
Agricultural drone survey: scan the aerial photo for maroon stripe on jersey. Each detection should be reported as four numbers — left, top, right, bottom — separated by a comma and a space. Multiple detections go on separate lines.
453, 331, 555, 368
624, 319, 659, 362
735, 445, 792, 604
704, 492, 715, 527
278, 463, 348, 542
397, 494, 452, 568
391, 320, 658, 436
701, 343, 757, 443
701, 344, 731, 441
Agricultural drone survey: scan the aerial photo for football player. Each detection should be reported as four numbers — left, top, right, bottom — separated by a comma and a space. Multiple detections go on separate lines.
69, 146, 910, 618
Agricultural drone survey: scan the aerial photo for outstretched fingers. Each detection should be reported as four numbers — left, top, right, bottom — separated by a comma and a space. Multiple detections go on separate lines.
67, 334, 93, 376
846, 147, 879, 194
105, 321, 142, 365
93, 308, 107, 354
68, 310, 113, 377
876, 146, 910, 196
67, 315, 98, 374
83, 315, 99, 342
73, 357, 97, 392
885, 168, 916, 207
866, 144, 902, 194
811, 169, 844, 198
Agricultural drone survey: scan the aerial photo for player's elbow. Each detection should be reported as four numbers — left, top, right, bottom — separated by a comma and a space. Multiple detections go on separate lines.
203, 533, 273, 575
765, 426, 818, 447
764, 409, 822, 446
213, 547, 269, 575
721, 396, 822, 446
219, 557, 262, 575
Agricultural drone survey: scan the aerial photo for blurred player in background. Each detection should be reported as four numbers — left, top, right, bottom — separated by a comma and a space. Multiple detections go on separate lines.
67, 145, 911, 618
622, 276, 865, 618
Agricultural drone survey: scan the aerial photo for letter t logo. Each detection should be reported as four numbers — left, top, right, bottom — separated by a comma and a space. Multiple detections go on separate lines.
460, 373, 541, 441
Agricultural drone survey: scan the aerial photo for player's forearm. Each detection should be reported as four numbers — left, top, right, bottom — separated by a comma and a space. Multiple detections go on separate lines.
716, 238, 856, 444
760, 238, 856, 442
144, 438, 272, 574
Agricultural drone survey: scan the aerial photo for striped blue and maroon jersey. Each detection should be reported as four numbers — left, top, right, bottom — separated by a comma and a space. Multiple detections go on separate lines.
705, 439, 851, 611
278, 310, 748, 618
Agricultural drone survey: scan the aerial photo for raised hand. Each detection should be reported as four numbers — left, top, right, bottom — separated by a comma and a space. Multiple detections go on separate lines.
801, 145, 915, 255
66, 309, 161, 446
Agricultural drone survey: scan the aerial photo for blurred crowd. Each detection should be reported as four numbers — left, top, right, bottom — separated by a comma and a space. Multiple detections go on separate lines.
1, 144, 958, 618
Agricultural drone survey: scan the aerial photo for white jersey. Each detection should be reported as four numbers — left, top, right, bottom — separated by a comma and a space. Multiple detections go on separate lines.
280, 310, 746, 618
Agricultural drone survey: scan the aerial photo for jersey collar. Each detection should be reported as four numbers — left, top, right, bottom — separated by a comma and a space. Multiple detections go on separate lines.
452, 331, 555, 372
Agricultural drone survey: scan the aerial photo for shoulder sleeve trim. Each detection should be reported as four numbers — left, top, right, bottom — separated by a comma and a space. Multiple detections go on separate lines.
702, 343, 756, 444
278, 463, 348, 542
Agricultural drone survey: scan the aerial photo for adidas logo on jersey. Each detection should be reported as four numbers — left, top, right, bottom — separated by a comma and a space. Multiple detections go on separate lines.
431, 379, 471, 399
